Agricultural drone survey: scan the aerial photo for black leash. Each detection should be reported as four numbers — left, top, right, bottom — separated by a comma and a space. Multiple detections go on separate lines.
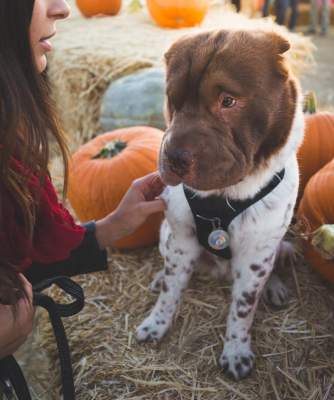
0, 276, 85, 400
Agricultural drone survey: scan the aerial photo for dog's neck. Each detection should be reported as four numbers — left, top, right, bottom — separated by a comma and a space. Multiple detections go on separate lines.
183, 168, 285, 258
193, 99, 304, 201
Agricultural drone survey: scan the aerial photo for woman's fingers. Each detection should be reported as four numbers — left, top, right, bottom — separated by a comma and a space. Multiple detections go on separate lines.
0, 335, 28, 358
18, 274, 33, 304
0, 299, 33, 359
133, 172, 165, 201
4, 334, 28, 355
139, 198, 166, 216
13, 276, 35, 337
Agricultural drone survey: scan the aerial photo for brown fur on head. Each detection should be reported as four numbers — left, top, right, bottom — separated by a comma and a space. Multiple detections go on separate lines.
159, 29, 298, 190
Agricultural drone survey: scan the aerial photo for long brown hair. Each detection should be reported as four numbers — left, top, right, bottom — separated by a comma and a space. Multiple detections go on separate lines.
0, 0, 69, 301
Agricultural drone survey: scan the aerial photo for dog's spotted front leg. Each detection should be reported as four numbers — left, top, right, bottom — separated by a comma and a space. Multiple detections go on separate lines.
136, 230, 201, 342
219, 251, 276, 380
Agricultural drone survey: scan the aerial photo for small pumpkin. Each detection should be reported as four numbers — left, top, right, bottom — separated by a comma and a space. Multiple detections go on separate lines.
146, 0, 209, 28
68, 126, 164, 249
297, 93, 334, 201
297, 158, 334, 283
76, 0, 121, 17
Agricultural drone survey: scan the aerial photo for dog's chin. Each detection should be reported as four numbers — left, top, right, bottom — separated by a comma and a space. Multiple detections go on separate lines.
181, 175, 244, 192
183, 179, 222, 191
160, 169, 220, 190
160, 164, 244, 190
160, 170, 183, 186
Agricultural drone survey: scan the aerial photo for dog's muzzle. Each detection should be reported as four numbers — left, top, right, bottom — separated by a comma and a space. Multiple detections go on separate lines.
165, 148, 194, 178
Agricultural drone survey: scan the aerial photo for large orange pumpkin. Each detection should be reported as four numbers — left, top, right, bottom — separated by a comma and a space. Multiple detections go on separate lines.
146, 0, 209, 28
76, 0, 121, 17
297, 111, 334, 201
68, 126, 164, 249
297, 158, 334, 283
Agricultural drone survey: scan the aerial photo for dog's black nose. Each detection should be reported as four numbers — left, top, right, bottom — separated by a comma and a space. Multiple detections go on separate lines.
167, 149, 193, 177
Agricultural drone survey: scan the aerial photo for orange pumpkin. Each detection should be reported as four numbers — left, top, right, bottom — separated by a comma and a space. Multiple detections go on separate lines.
76, 0, 121, 17
297, 158, 334, 283
297, 111, 334, 201
68, 126, 164, 249
146, 0, 209, 28
254, 0, 264, 11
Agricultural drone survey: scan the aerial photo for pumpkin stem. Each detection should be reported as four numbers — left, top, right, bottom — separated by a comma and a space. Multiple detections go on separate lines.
128, 0, 143, 13
303, 91, 317, 114
93, 140, 127, 159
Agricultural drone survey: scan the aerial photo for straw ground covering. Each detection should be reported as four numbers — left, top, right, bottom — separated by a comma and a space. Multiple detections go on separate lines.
22, 245, 334, 399
18, 3, 334, 400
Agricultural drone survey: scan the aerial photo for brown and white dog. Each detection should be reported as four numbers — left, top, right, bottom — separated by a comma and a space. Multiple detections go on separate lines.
135, 29, 304, 380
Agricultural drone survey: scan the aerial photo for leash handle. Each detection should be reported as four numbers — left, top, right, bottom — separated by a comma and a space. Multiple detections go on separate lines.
33, 276, 84, 400
0, 356, 30, 400
0, 276, 85, 400
33, 276, 84, 316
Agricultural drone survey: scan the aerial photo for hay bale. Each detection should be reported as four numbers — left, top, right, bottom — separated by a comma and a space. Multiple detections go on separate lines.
48, 2, 315, 150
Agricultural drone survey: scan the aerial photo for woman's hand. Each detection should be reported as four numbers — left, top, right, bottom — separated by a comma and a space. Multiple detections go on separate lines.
0, 274, 35, 359
95, 172, 166, 249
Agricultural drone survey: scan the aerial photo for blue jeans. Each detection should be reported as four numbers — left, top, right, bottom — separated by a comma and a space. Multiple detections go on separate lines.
263, 0, 274, 16
275, 0, 299, 30
309, 0, 330, 33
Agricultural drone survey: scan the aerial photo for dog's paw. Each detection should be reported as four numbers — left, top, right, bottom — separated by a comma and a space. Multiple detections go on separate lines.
263, 273, 289, 307
149, 270, 164, 293
219, 344, 255, 380
135, 315, 168, 342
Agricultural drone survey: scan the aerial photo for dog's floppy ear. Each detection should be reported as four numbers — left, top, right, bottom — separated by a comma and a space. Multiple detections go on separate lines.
164, 37, 192, 112
270, 31, 290, 54
269, 32, 291, 79
164, 30, 228, 112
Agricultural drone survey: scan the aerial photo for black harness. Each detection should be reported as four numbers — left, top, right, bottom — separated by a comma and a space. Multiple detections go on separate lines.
183, 169, 285, 259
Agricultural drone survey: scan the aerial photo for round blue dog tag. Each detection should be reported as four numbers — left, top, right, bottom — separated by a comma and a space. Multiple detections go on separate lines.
208, 229, 229, 250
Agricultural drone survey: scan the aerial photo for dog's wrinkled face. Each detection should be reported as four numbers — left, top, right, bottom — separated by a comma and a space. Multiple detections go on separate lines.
159, 29, 298, 190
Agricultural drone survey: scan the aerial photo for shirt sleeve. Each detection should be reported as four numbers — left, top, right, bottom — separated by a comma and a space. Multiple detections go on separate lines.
0, 163, 86, 269
24, 222, 108, 285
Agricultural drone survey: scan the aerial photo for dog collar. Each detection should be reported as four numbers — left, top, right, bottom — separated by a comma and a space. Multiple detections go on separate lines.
183, 169, 285, 259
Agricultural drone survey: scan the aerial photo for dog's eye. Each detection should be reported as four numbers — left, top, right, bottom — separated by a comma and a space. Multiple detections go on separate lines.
221, 96, 236, 108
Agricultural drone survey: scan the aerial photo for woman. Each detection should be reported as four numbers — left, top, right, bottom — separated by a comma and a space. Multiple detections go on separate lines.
274, 0, 299, 31
307, 0, 330, 35
0, 0, 165, 359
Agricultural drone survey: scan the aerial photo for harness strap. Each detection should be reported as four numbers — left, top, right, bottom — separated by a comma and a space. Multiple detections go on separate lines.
183, 169, 285, 259
0, 276, 85, 400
